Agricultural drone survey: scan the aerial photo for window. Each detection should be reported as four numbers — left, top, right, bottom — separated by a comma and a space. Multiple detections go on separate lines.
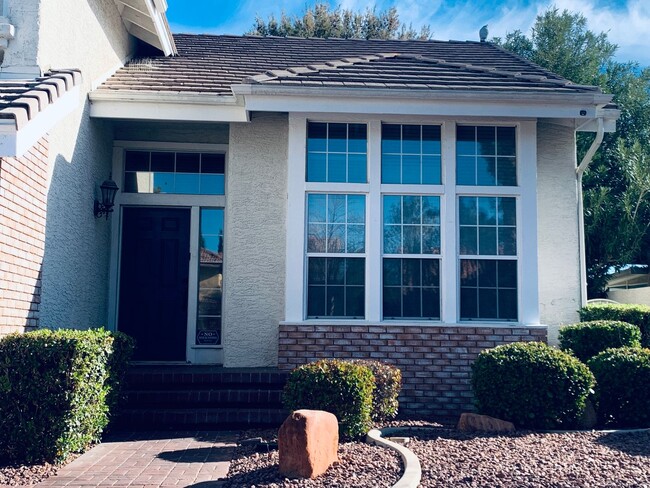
458, 196, 518, 321
306, 194, 366, 318
124, 150, 225, 195
456, 126, 516, 186
196, 208, 224, 344
307, 122, 367, 183
288, 117, 529, 324
382, 124, 441, 184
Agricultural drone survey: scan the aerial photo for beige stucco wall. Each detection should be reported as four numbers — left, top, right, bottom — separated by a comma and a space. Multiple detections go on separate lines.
608, 288, 650, 306
18, 0, 134, 328
2, 0, 40, 76
537, 121, 581, 344
223, 113, 288, 367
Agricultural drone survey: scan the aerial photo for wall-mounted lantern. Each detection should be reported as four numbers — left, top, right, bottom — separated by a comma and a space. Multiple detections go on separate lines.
94, 177, 119, 220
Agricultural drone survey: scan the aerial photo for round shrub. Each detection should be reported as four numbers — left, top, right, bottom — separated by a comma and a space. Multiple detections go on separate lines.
350, 359, 402, 422
559, 320, 641, 362
471, 341, 595, 429
588, 347, 650, 428
282, 359, 375, 439
579, 303, 650, 347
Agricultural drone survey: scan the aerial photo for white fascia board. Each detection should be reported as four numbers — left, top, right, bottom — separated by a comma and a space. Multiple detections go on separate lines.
145, 0, 175, 56
88, 91, 249, 122
234, 85, 615, 120
0, 85, 80, 157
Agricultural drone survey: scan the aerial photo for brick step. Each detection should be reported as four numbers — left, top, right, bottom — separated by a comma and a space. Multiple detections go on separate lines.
114, 407, 289, 429
123, 388, 284, 408
125, 368, 289, 390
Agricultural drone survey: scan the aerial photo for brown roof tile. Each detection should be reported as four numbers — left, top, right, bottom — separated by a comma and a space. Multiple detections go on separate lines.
97, 34, 600, 97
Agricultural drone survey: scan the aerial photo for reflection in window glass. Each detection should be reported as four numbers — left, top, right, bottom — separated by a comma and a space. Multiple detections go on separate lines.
381, 124, 441, 184
124, 150, 225, 195
196, 208, 224, 345
307, 257, 365, 318
306, 122, 367, 183
459, 259, 517, 320
383, 195, 440, 255
456, 126, 516, 186
307, 194, 366, 254
458, 197, 516, 256
383, 258, 440, 319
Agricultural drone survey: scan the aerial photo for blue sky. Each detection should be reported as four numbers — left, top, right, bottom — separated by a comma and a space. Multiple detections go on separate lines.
167, 0, 649, 66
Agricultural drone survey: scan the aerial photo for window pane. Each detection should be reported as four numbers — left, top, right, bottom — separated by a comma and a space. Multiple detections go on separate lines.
476, 126, 496, 155
497, 157, 516, 186
422, 125, 441, 154
383, 258, 439, 320
478, 260, 497, 288
476, 156, 496, 186
478, 288, 498, 318
479, 227, 497, 255
197, 208, 224, 345
308, 194, 327, 223
382, 124, 401, 153
201, 153, 226, 174
327, 286, 345, 316
176, 153, 200, 173
422, 196, 440, 225
422, 226, 440, 254
478, 197, 497, 225
456, 156, 476, 185
383, 196, 402, 225
422, 259, 439, 286
348, 124, 367, 153
307, 122, 327, 152
346, 258, 365, 286
498, 260, 518, 288
456, 126, 516, 187
125, 151, 149, 171
499, 289, 518, 320
456, 126, 476, 155
383, 259, 401, 286
422, 155, 441, 184
327, 258, 345, 285
347, 225, 365, 253
328, 195, 346, 223
402, 259, 421, 286
199, 174, 224, 195
307, 152, 326, 182
460, 259, 517, 321
151, 151, 174, 172
308, 258, 326, 285
402, 125, 421, 154
460, 259, 478, 286
498, 227, 517, 255
497, 126, 516, 156
307, 285, 326, 316
328, 153, 346, 182
307, 223, 326, 252
384, 225, 401, 254
459, 197, 477, 225
498, 197, 517, 225
348, 153, 367, 183
306, 257, 365, 318
460, 287, 478, 319
402, 155, 420, 184
328, 123, 347, 152
327, 224, 345, 252
402, 196, 421, 224
383, 287, 401, 318
403, 225, 421, 254
346, 287, 365, 317
422, 288, 440, 318
175, 173, 200, 194
459, 227, 477, 255
382, 154, 401, 184
402, 287, 421, 317
347, 195, 365, 223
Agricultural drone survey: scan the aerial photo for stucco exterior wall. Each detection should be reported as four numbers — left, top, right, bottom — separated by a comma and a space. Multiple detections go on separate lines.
537, 121, 581, 344
2, 0, 40, 76
223, 113, 288, 367
608, 288, 650, 306
34, 0, 133, 329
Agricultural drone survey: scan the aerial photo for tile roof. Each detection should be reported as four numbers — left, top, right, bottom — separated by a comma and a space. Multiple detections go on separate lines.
97, 34, 600, 97
0, 70, 82, 129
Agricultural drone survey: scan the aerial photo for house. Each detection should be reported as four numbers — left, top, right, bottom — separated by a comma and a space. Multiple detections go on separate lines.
0, 0, 619, 419
606, 266, 650, 305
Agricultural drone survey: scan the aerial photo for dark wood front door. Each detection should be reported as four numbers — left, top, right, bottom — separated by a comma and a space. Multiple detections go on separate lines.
118, 207, 191, 361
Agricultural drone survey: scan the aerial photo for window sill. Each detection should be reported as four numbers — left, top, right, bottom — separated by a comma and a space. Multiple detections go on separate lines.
280, 320, 547, 329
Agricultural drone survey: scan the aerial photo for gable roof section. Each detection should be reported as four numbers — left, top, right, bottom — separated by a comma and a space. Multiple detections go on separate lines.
96, 34, 590, 96
89, 35, 617, 127
0, 70, 82, 156
113, 0, 176, 56
244, 53, 600, 94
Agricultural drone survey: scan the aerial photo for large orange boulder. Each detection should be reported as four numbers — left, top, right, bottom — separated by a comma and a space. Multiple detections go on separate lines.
457, 412, 516, 433
278, 409, 339, 479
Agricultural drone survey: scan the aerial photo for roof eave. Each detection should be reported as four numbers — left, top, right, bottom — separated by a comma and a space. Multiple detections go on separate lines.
114, 0, 177, 56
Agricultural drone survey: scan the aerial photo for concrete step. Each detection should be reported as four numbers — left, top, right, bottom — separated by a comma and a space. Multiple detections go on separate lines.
123, 388, 283, 408
114, 407, 289, 429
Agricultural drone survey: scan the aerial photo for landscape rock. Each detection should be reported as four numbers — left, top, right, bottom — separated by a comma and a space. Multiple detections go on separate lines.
457, 413, 515, 433
278, 409, 339, 479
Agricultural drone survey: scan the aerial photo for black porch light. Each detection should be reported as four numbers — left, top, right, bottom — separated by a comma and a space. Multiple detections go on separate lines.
94, 177, 119, 220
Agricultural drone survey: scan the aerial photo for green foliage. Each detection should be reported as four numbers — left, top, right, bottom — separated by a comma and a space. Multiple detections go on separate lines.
559, 320, 642, 362
283, 359, 375, 439
105, 332, 136, 413
579, 303, 650, 347
588, 347, 650, 427
495, 7, 650, 296
350, 359, 402, 422
0, 328, 134, 463
246, 3, 431, 40
471, 342, 595, 429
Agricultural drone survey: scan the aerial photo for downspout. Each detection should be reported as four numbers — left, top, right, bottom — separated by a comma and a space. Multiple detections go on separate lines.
576, 117, 605, 306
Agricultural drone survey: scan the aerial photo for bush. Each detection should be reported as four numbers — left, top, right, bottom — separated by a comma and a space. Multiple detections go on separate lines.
0, 328, 134, 463
283, 359, 375, 439
579, 303, 650, 347
105, 331, 136, 414
588, 347, 650, 428
350, 359, 402, 422
471, 342, 595, 429
559, 320, 642, 362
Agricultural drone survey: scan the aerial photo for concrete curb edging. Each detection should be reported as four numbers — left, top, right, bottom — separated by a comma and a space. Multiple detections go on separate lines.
366, 428, 421, 488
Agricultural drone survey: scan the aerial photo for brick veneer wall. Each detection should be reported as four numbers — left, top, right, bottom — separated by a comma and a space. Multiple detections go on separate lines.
278, 324, 547, 420
0, 138, 49, 335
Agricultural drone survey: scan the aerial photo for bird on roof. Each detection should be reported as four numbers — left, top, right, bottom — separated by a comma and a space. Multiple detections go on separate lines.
479, 25, 488, 42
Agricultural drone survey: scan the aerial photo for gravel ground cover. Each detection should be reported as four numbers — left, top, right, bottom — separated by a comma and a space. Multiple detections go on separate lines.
409, 427, 650, 488
0, 455, 77, 486
224, 429, 403, 487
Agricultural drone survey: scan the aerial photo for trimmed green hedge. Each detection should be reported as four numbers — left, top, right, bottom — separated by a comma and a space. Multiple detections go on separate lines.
579, 303, 650, 347
0, 328, 134, 463
283, 359, 375, 440
471, 342, 595, 429
588, 347, 650, 428
559, 320, 642, 362
350, 359, 402, 422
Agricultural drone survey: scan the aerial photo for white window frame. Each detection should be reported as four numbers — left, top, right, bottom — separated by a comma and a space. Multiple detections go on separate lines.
285, 114, 539, 326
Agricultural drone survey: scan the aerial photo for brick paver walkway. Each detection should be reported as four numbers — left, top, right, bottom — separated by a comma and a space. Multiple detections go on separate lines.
36, 431, 237, 487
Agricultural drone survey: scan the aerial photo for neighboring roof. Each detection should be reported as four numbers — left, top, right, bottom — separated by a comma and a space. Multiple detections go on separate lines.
608, 266, 650, 289
96, 34, 601, 97
0, 70, 82, 130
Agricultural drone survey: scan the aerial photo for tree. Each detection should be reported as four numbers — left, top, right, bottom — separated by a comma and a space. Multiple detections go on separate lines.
495, 8, 650, 297
246, 3, 431, 40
